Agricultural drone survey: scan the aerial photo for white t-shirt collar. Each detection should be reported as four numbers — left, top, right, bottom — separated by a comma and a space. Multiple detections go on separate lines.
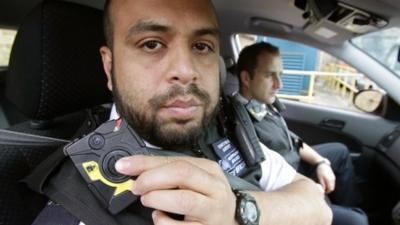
109, 103, 160, 149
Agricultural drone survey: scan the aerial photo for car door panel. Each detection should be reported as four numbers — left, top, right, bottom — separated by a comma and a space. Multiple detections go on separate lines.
287, 118, 363, 153
280, 99, 399, 149
280, 99, 400, 224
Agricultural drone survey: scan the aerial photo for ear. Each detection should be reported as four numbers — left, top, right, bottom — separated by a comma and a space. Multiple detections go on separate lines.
239, 70, 251, 89
100, 46, 113, 91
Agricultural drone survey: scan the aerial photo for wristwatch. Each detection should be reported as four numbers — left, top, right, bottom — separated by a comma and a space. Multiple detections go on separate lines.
233, 190, 260, 225
315, 158, 331, 169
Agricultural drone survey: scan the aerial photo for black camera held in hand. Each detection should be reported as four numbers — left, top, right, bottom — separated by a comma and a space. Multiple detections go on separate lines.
64, 118, 149, 215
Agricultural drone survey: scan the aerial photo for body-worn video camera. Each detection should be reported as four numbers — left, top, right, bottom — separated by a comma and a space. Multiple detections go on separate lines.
64, 119, 149, 215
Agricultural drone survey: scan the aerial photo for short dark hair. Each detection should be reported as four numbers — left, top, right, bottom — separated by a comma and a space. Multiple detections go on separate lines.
236, 42, 280, 79
103, 0, 113, 47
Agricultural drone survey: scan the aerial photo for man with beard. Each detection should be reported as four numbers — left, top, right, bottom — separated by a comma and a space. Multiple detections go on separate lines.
28, 0, 332, 225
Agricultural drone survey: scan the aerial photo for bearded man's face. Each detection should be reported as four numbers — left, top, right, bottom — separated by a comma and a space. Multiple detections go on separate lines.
100, 0, 220, 149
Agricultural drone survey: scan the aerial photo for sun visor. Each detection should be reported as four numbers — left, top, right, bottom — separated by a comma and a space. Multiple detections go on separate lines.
295, 0, 387, 44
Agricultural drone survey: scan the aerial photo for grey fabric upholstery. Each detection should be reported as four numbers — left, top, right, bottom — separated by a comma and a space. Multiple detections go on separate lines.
0, 1, 111, 225
223, 71, 239, 96
6, 1, 111, 121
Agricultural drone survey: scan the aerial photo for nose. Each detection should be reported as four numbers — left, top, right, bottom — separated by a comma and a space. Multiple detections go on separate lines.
273, 73, 283, 90
166, 46, 199, 85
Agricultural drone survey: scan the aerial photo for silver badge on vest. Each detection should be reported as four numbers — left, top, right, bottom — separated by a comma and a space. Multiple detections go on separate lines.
245, 99, 268, 122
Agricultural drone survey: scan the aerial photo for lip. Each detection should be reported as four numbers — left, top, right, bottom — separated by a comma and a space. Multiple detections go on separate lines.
160, 98, 202, 118
164, 98, 200, 108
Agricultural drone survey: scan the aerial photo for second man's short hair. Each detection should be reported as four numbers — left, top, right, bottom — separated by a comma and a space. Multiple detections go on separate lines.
237, 42, 280, 79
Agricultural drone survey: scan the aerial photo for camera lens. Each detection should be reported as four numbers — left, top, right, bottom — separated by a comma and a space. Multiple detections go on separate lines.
89, 134, 105, 150
102, 150, 130, 183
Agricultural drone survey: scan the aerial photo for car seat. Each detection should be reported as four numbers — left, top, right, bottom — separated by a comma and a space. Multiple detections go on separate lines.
0, 1, 111, 224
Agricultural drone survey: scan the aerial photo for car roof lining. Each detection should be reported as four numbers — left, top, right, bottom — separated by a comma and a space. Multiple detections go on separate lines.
1, 0, 399, 32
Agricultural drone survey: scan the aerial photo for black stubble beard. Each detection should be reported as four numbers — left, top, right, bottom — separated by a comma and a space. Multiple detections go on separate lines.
112, 72, 218, 150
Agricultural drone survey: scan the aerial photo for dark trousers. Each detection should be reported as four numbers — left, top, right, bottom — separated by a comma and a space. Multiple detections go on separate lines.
331, 204, 369, 225
297, 142, 368, 224
298, 142, 362, 207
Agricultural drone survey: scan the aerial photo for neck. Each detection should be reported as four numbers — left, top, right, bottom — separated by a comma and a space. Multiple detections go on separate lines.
238, 89, 252, 101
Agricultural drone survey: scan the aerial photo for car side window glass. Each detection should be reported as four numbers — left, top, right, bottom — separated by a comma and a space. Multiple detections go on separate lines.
352, 27, 400, 78
234, 34, 384, 113
0, 28, 17, 67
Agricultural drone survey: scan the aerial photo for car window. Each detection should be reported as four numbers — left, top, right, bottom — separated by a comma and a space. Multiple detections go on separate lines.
352, 27, 400, 78
0, 28, 17, 67
234, 34, 383, 112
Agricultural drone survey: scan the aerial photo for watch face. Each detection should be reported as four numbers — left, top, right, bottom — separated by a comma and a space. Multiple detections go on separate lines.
236, 191, 260, 225
242, 201, 258, 223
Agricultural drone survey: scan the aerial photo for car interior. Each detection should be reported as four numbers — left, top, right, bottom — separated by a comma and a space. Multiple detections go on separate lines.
0, 0, 399, 225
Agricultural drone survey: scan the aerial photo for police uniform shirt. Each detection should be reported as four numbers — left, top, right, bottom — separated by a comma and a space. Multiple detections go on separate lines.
44, 104, 296, 225
234, 93, 300, 169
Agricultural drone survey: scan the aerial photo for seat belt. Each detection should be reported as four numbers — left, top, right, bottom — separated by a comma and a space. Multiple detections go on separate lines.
219, 94, 265, 167
0, 129, 69, 146
0, 106, 112, 147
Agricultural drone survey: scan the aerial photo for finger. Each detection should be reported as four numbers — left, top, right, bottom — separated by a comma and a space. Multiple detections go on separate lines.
319, 168, 335, 193
133, 160, 227, 196
115, 155, 224, 177
142, 189, 210, 219
320, 175, 335, 194
318, 176, 327, 193
325, 178, 335, 193
322, 178, 330, 193
152, 210, 202, 225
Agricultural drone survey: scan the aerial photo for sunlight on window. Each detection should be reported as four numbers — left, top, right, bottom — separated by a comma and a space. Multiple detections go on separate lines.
353, 27, 400, 78
0, 29, 17, 66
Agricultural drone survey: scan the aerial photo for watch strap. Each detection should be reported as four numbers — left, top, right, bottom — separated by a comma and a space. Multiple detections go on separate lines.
315, 158, 331, 170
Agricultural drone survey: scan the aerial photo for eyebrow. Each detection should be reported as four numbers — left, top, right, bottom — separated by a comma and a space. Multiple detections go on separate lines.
126, 20, 219, 40
194, 28, 220, 38
126, 20, 171, 39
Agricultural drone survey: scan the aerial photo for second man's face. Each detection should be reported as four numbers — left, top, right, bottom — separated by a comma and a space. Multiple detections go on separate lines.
249, 52, 283, 104
101, 0, 220, 149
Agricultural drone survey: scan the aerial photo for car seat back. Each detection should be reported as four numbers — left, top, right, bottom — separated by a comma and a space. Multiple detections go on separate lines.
0, 1, 111, 224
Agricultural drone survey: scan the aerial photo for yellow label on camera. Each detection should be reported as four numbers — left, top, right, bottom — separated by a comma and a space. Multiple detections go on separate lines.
82, 161, 135, 196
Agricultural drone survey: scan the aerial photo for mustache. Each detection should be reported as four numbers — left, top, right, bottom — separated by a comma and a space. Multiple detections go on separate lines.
149, 84, 211, 109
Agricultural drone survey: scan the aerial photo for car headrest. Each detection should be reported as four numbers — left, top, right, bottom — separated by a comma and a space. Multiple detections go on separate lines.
223, 71, 239, 96
219, 56, 227, 86
222, 62, 239, 96
6, 1, 112, 121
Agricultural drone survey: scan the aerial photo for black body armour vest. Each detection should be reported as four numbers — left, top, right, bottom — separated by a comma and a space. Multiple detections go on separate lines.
25, 118, 263, 225
253, 106, 301, 169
